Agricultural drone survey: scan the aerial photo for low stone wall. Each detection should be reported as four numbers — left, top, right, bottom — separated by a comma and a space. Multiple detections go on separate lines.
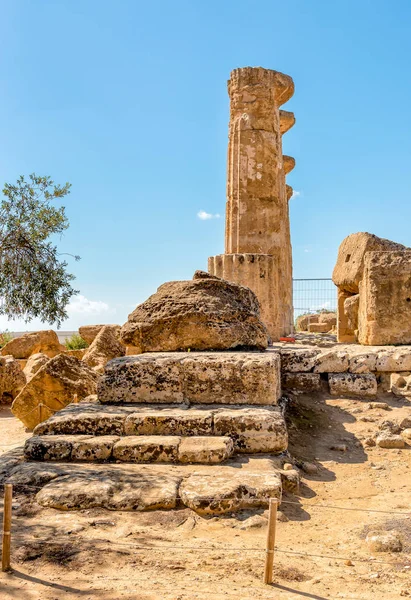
273, 344, 411, 398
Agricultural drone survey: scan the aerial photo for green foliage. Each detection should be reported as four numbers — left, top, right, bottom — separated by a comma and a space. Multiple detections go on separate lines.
0, 330, 12, 348
0, 174, 79, 327
64, 333, 88, 350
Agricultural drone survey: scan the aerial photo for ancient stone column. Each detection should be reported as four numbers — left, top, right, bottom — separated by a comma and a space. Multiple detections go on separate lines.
208, 67, 295, 340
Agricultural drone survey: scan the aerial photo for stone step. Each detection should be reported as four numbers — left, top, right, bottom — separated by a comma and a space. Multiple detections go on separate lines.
6, 457, 283, 514
24, 434, 234, 464
98, 352, 281, 405
33, 402, 288, 454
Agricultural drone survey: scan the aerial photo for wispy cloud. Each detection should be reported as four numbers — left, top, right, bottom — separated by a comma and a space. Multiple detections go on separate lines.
290, 190, 301, 200
67, 295, 110, 315
197, 210, 221, 220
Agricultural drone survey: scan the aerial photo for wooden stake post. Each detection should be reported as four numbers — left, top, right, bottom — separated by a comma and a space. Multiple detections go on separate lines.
2, 484, 12, 572
264, 498, 278, 584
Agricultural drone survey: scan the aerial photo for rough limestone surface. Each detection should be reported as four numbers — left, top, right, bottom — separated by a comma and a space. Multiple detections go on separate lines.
313, 349, 349, 373
79, 325, 121, 346
179, 471, 282, 515
308, 323, 331, 333
0, 355, 26, 403
36, 469, 181, 511
82, 325, 125, 374
282, 372, 321, 393
358, 251, 411, 345
328, 373, 377, 398
121, 271, 268, 353
177, 436, 234, 464
33, 402, 288, 455
1, 330, 61, 359
295, 314, 319, 332
213, 407, 288, 453
99, 352, 281, 406
24, 434, 120, 461
375, 348, 411, 372
390, 373, 411, 397
348, 351, 377, 373
208, 67, 295, 340
318, 312, 337, 329
344, 294, 359, 332
332, 232, 407, 294
375, 432, 406, 449
11, 354, 98, 430
23, 353, 50, 383
279, 348, 320, 373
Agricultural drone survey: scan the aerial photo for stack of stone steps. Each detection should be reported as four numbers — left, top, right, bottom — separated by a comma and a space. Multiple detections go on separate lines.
17, 352, 291, 514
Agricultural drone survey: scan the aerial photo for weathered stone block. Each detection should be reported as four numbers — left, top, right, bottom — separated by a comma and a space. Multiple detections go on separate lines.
358, 251, 411, 345
308, 322, 331, 333
390, 372, 411, 397
282, 372, 321, 392
348, 351, 377, 373
82, 325, 125, 374
375, 348, 411, 372
79, 324, 121, 346
177, 436, 233, 464
332, 232, 407, 294
113, 436, 180, 463
124, 408, 213, 436
295, 314, 319, 332
328, 373, 377, 397
314, 350, 349, 373
1, 330, 61, 359
12, 354, 98, 430
99, 352, 281, 405
213, 407, 288, 453
279, 348, 319, 373
71, 436, 119, 461
179, 471, 282, 515
120, 272, 269, 352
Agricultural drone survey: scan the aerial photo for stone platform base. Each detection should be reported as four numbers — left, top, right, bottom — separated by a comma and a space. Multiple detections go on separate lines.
98, 352, 281, 405
6, 457, 286, 515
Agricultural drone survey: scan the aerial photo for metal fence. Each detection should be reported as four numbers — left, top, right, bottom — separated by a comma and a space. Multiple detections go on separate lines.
293, 278, 337, 323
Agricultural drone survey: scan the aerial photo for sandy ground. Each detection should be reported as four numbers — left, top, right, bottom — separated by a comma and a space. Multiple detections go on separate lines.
0, 392, 410, 600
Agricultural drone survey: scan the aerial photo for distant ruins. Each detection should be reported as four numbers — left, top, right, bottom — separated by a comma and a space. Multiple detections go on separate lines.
208, 67, 296, 340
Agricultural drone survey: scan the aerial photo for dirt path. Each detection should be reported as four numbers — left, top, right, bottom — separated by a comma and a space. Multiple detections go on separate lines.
0, 395, 410, 600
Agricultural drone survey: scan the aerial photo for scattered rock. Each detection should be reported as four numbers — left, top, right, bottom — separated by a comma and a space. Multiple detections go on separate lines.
78, 325, 121, 346
400, 417, 411, 429
330, 444, 348, 452
0, 355, 26, 403
82, 325, 125, 374
23, 353, 50, 383
364, 437, 376, 447
368, 402, 390, 411
301, 462, 318, 475
11, 354, 98, 429
401, 428, 411, 443
366, 531, 402, 553
376, 432, 406, 449
1, 330, 61, 359
236, 514, 267, 530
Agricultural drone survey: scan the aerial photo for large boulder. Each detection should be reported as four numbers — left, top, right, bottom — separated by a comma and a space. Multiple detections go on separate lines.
332, 232, 407, 294
0, 355, 26, 403
1, 330, 61, 359
120, 271, 269, 353
11, 354, 98, 429
79, 325, 121, 346
82, 325, 126, 373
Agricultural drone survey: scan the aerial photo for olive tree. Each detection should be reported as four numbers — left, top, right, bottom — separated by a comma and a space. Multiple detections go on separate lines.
0, 174, 79, 327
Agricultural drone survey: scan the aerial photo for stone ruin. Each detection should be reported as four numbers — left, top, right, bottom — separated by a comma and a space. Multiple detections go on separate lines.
2, 66, 411, 516
208, 67, 296, 341
332, 232, 411, 345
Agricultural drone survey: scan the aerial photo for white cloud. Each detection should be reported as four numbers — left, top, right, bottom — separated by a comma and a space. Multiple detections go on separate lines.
290, 190, 301, 200
197, 210, 221, 220
67, 295, 110, 315
304, 248, 311, 253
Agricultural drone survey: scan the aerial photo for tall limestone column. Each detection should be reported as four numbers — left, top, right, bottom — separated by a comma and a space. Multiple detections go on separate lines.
208, 67, 295, 340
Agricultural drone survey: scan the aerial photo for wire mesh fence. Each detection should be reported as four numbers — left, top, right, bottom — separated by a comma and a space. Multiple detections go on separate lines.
293, 278, 337, 323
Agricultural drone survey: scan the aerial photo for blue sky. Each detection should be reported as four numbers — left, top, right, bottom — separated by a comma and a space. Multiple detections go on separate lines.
1, 0, 411, 330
